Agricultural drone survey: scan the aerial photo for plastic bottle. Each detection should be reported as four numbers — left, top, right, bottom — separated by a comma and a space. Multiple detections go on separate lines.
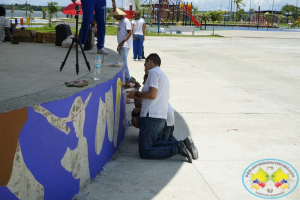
93, 56, 102, 80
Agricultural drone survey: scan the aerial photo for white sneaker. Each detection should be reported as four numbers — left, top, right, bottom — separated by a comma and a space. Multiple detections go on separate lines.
97, 48, 109, 55
78, 44, 85, 52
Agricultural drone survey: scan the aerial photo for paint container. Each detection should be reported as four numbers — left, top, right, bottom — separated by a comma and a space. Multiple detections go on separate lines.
15, 18, 18, 25
26, 18, 30, 26
20, 18, 23, 26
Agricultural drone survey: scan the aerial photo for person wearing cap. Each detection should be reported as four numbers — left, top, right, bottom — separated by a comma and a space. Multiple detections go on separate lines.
126, 53, 198, 163
108, 8, 133, 84
71, 0, 116, 55
0, 6, 18, 44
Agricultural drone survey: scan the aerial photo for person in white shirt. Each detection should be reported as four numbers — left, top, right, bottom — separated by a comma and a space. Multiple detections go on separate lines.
108, 8, 133, 84
131, 11, 146, 61
127, 53, 198, 163
0, 6, 18, 44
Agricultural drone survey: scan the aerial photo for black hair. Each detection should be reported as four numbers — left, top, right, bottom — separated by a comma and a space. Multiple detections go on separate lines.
146, 53, 161, 67
0, 6, 6, 16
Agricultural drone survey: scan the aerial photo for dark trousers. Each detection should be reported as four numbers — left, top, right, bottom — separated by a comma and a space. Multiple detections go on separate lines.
138, 116, 178, 159
81, 0, 106, 49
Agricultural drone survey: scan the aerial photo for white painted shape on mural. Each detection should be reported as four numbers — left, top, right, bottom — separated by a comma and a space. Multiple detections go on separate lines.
106, 88, 114, 143
33, 105, 70, 135
95, 78, 126, 154
34, 93, 92, 189
95, 97, 106, 155
61, 94, 92, 189
7, 142, 44, 200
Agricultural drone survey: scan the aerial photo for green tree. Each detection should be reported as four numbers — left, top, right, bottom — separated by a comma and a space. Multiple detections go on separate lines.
233, 0, 245, 21
279, 14, 287, 23
42, 7, 47, 19
135, 0, 141, 10
28, 9, 34, 27
47, 1, 60, 28
193, 6, 198, 15
198, 12, 209, 21
208, 11, 222, 35
235, 8, 246, 21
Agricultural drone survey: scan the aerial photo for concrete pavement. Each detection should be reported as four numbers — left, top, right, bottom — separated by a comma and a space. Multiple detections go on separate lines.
74, 30, 300, 199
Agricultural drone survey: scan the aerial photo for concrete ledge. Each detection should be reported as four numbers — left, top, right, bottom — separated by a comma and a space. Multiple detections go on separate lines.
0, 43, 127, 199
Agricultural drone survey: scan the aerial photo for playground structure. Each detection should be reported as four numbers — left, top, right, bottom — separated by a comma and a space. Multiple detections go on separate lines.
291, 16, 300, 28
140, 0, 201, 27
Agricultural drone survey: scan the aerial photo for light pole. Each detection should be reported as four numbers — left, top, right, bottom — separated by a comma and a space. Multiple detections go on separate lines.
25, 0, 28, 17
295, 0, 299, 29
271, 0, 274, 26
249, 0, 251, 24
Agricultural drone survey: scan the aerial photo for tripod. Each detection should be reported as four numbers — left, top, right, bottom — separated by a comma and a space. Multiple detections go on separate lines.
60, 10, 90, 75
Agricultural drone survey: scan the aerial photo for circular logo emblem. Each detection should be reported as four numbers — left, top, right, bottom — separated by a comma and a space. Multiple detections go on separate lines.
242, 159, 299, 199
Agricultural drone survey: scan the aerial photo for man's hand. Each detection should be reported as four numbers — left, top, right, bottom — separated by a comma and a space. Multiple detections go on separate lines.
71, 0, 76, 3
117, 40, 125, 49
133, 108, 141, 114
126, 90, 137, 99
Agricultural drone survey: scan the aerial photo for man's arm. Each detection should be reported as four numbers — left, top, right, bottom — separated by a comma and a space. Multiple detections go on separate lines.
112, 0, 116, 11
127, 87, 158, 100
117, 29, 132, 49
5, 28, 18, 44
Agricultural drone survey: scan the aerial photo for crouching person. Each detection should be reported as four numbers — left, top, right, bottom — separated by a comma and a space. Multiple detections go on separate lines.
126, 53, 198, 163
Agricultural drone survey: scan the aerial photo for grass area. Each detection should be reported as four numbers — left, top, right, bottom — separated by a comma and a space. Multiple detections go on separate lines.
25, 25, 221, 37
106, 26, 222, 37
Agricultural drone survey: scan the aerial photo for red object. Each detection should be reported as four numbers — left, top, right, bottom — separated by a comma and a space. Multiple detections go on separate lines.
62, 1, 83, 15
20, 18, 23, 26
259, 181, 266, 188
124, 10, 134, 19
186, 12, 201, 27
275, 181, 282, 188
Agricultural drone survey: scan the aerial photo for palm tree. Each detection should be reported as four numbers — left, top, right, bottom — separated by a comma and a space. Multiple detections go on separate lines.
234, 0, 245, 22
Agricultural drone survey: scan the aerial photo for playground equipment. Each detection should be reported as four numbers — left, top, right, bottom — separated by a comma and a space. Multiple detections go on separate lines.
140, 0, 201, 27
291, 16, 300, 28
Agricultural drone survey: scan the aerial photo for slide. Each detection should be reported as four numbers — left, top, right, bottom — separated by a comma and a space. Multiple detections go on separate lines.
184, 12, 201, 27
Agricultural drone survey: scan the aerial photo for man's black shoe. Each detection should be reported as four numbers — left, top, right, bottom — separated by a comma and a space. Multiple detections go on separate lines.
183, 136, 198, 160
177, 141, 192, 163
141, 56, 146, 59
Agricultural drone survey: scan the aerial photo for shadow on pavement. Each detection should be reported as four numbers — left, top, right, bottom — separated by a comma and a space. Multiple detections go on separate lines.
75, 106, 191, 200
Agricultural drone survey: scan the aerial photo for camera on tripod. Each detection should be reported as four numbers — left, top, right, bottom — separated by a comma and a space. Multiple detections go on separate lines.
75, 5, 80, 12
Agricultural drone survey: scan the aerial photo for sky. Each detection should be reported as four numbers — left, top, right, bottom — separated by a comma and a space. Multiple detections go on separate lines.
1, 0, 298, 11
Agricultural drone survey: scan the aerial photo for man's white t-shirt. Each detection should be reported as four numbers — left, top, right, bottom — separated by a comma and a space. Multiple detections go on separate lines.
166, 103, 175, 126
0, 16, 10, 42
117, 17, 133, 49
141, 67, 170, 119
132, 19, 144, 35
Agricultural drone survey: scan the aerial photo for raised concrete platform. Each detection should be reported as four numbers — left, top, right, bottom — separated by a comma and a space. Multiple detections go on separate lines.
0, 43, 127, 199
0, 43, 123, 113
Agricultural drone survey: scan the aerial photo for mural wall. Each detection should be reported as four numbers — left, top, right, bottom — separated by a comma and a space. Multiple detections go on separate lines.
0, 70, 126, 200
